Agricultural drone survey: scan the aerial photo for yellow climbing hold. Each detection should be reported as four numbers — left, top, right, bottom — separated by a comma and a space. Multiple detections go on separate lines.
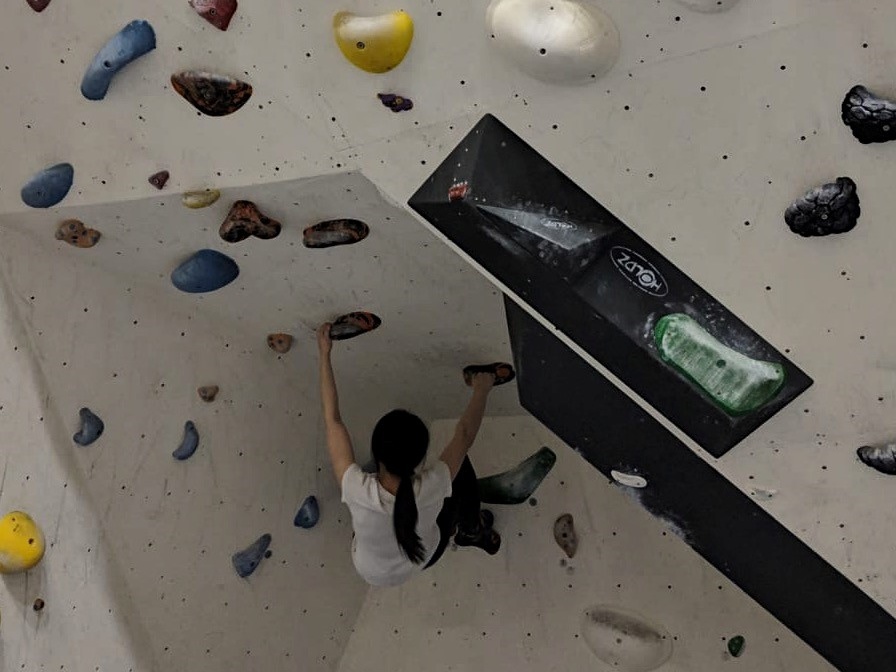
0, 511, 46, 574
333, 10, 414, 74
182, 189, 221, 209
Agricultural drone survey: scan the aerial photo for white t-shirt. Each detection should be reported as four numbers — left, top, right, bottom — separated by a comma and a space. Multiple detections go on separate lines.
341, 461, 453, 587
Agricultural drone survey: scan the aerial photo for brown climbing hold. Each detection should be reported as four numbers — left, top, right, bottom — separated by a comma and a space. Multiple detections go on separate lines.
329, 312, 382, 341
303, 219, 370, 249
188, 0, 237, 31
553, 513, 578, 558
171, 71, 253, 117
55, 220, 101, 248
267, 333, 293, 353
32, 598, 45, 611
197, 385, 219, 402
27, 0, 51, 11
149, 170, 169, 190
220, 200, 281, 243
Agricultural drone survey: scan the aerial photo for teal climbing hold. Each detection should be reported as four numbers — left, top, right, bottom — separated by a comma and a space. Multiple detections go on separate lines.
727, 635, 745, 657
477, 447, 557, 505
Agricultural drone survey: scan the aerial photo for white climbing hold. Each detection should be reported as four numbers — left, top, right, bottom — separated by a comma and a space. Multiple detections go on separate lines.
485, 0, 620, 84
581, 604, 673, 672
674, 0, 741, 12
611, 470, 648, 488
748, 486, 777, 501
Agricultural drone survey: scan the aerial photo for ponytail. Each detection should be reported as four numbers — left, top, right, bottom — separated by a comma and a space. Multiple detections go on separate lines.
393, 474, 425, 564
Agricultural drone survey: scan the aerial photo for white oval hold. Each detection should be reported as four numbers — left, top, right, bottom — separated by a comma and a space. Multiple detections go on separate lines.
582, 604, 673, 672
485, 0, 620, 84
674, 0, 741, 12
611, 470, 648, 488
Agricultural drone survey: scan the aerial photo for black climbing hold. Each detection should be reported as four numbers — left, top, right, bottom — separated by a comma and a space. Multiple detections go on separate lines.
33, 598, 45, 611
149, 170, 169, 190
73, 408, 104, 446
329, 312, 382, 341
857, 442, 896, 475
784, 177, 860, 237
841, 85, 896, 144
294, 495, 320, 529
171, 249, 240, 294
727, 635, 745, 657
172, 421, 199, 460
232, 533, 271, 578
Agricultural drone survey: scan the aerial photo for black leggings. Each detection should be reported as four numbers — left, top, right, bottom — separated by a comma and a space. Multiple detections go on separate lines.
424, 457, 481, 570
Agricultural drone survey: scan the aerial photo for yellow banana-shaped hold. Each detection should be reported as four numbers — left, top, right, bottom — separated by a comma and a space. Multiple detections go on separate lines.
0, 511, 45, 574
333, 10, 414, 74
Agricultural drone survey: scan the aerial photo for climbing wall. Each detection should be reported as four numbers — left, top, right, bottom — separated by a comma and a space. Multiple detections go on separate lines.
1, 0, 895, 671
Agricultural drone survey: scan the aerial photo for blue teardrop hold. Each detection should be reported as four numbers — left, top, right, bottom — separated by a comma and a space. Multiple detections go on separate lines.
294, 495, 320, 529
81, 20, 157, 101
171, 249, 240, 293
21, 163, 74, 208
232, 533, 272, 578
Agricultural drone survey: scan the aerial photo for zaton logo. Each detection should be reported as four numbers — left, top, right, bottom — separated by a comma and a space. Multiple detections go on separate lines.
609, 246, 669, 297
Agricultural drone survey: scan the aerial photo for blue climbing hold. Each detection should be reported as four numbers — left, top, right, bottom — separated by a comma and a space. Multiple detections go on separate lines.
171, 249, 240, 294
172, 421, 199, 460
294, 495, 320, 529
73, 408, 104, 446
232, 533, 271, 578
21, 163, 74, 208
80, 20, 156, 101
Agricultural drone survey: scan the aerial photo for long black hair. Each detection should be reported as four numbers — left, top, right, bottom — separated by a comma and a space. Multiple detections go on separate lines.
371, 409, 430, 564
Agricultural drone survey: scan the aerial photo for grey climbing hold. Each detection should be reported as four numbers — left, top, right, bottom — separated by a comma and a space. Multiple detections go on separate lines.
841, 85, 896, 144
611, 470, 648, 488
477, 446, 557, 505
80, 20, 156, 101
232, 533, 271, 578
171, 249, 239, 294
73, 408, 104, 446
294, 496, 320, 529
197, 385, 219, 402
553, 513, 578, 558
172, 421, 199, 460
581, 604, 673, 672
857, 442, 896, 475
784, 177, 860, 237
21, 163, 74, 208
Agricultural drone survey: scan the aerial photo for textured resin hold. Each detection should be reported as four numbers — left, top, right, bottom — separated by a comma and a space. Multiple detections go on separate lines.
219, 200, 281, 242
654, 314, 785, 415
784, 177, 860, 237
303, 219, 369, 248
80, 20, 156, 100
857, 442, 896, 475
55, 219, 101, 248
21, 163, 74, 208
477, 446, 557, 505
841, 85, 896, 144
171, 71, 253, 116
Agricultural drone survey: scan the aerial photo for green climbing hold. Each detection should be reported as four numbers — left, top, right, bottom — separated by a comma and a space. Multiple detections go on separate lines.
477, 447, 556, 505
727, 635, 745, 657
654, 314, 785, 415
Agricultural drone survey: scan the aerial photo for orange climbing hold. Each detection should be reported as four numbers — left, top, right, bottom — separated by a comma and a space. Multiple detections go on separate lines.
267, 333, 293, 353
55, 219, 101, 248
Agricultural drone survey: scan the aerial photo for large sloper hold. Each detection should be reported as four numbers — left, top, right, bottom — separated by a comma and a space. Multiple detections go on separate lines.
477, 446, 557, 505
333, 10, 414, 73
841, 85, 896, 144
219, 200, 281, 242
171, 71, 253, 116
232, 533, 271, 578
654, 313, 785, 415
73, 407, 105, 446
0, 511, 46, 574
784, 177, 860, 237
171, 249, 240, 293
21, 163, 74, 208
189, 0, 238, 31
80, 20, 157, 100
581, 605, 673, 672
856, 441, 896, 475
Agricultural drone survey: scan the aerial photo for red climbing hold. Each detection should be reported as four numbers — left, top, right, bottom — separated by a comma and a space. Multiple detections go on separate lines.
149, 170, 169, 190
303, 219, 369, 249
219, 200, 281, 243
448, 181, 470, 202
27, 0, 51, 12
189, 0, 237, 31
329, 312, 381, 341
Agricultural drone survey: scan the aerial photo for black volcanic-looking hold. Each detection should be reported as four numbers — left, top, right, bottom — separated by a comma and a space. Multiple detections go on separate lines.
841, 85, 896, 144
784, 177, 860, 237
857, 442, 896, 475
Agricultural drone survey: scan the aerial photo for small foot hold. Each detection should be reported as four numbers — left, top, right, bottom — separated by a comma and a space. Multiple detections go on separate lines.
27, 0, 51, 11
189, 0, 238, 31
232, 533, 271, 578
377, 93, 413, 112
172, 421, 199, 460
55, 219, 101, 248
294, 496, 320, 528
477, 446, 557, 505
21, 163, 74, 208
333, 10, 414, 74
654, 313, 785, 415
220, 200, 281, 243
553, 513, 578, 558
784, 177, 860, 237
149, 170, 169, 190
171, 249, 240, 293
197, 385, 219, 402
463, 362, 515, 387
841, 85, 896, 144
303, 219, 369, 249
448, 181, 470, 202
73, 408, 104, 446
857, 442, 896, 475
727, 635, 746, 658
182, 189, 220, 209
610, 470, 647, 489
171, 70, 253, 116
33, 598, 45, 611
329, 312, 382, 341
80, 20, 156, 101
0, 511, 45, 574
267, 333, 293, 353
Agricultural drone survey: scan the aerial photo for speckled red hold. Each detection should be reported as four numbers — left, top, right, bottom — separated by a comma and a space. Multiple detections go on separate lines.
448, 181, 470, 202
27, 0, 52, 12
188, 0, 238, 31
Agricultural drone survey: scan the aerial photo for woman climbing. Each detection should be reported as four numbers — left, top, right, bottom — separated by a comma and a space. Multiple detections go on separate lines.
317, 322, 504, 587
